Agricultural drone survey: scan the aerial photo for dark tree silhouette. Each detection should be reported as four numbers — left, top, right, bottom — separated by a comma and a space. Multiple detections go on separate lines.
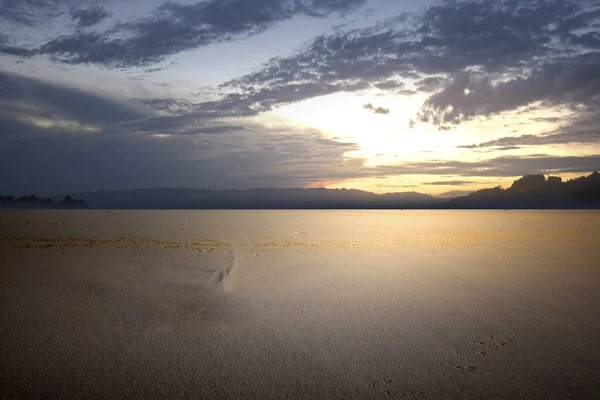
448, 172, 600, 209
0, 194, 89, 209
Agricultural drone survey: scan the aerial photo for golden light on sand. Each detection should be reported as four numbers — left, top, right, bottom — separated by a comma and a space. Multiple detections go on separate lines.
2, 210, 599, 398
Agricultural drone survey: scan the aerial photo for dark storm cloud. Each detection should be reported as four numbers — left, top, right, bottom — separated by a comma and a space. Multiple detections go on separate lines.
0, 0, 71, 26
221, 0, 600, 112
122, 91, 277, 135
415, 76, 446, 92
114, 102, 256, 135
420, 52, 600, 125
0, 71, 258, 141
0, 117, 365, 195
0, 72, 368, 194
0, 44, 32, 57
363, 103, 389, 115
0, 71, 148, 128
374, 80, 405, 91
6, 0, 599, 122
222, 26, 414, 97
36, 0, 366, 67
0, 31, 33, 57
70, 6, 111, 28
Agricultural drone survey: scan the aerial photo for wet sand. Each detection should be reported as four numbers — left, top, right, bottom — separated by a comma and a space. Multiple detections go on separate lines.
1, 210, 599, 399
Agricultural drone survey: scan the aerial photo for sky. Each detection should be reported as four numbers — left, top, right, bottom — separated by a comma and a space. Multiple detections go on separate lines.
1, 0, 599, 197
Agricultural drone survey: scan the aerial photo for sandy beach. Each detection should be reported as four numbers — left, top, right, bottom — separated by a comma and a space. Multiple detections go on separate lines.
1, 210, 599, 399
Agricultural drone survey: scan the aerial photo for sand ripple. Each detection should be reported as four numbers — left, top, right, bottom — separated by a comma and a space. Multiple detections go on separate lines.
0, 235, 223, 252
0, 230, 551, 252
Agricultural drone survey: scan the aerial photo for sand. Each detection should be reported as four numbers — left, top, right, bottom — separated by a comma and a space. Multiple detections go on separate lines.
0, 210, 599, 399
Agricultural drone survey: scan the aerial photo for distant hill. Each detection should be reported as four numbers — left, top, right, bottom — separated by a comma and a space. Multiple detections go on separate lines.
4, 172, 598, 210
447, 172, 600, 209
69, 188, 440, 209
0, 195, 89, 209
71, 172, 599, 209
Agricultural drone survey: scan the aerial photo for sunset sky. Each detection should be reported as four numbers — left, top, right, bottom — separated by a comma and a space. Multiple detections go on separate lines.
1, 0, 599, 196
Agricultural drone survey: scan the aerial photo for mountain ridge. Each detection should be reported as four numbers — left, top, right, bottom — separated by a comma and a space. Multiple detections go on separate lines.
69, 172, 599, 209
65, 187, 438, 209
3, 172, 598, 209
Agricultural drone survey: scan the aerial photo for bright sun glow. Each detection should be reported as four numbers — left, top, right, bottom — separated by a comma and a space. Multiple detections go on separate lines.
259, 93, 590, 193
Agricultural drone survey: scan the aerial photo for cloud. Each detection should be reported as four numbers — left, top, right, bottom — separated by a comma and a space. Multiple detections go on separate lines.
1, 77, 598, 196
35, 0, 366, 67
424, 181, 475, 186
139, 98, 196, 115
0, 31, 33, 57
0, 71, 148, 131
439, 189, 474, 198
4, 72, 595, 193
363, 103, 389, 115
8, 73, 593, 192
378, 155, 600, 178
220, 0, 599, 113
168, 125, 246, 135
420, 52, 600, 125
0, 71, 259, 142
458, 109, 600, 148
458, 133, 590, 148
0, 0, 71, 26
71, 6, 111, 28
2, 1, 600, 195
219, 79, 371, 114
494, 146, 522, 151
5, 0, 599, 124
0, 72, 368, 194
0, 120, 364, 195
374, 80, 405, 91
415, 76, 446, 92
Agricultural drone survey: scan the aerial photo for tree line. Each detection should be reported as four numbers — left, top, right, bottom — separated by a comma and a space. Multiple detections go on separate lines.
0, 195, 89, 209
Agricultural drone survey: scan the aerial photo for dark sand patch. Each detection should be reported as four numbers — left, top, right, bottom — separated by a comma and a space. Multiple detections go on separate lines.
0, 235, 223, 252
0, 228, 578, 252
